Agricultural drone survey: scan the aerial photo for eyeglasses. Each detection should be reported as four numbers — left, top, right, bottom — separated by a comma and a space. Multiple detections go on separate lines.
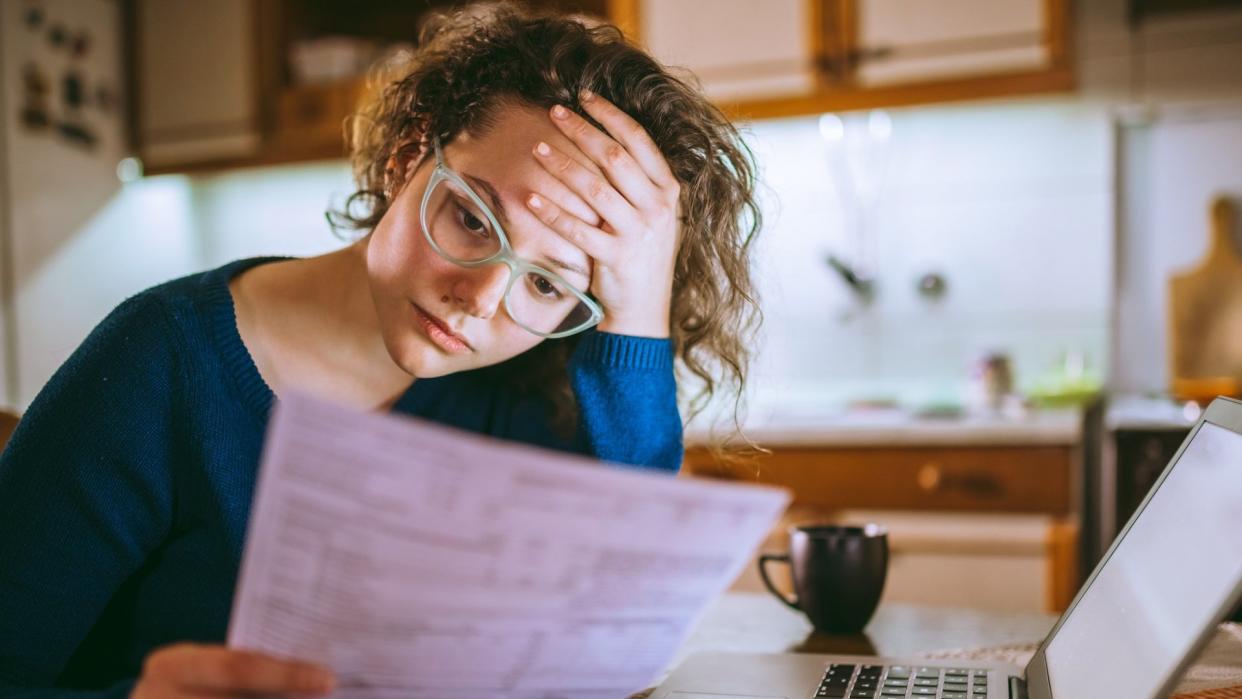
418, 137, 604, 339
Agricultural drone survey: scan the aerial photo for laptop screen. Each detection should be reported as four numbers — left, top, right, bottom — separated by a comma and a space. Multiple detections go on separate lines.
1043, 421, 1242, 697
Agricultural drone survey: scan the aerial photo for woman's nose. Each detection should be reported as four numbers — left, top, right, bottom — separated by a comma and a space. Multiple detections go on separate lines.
451, 263, 509, 320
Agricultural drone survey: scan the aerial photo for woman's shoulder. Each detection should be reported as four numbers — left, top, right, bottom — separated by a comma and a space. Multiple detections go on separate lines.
71, 258, 291, 372
140, 257, 293, 312
107, 257, 287, 340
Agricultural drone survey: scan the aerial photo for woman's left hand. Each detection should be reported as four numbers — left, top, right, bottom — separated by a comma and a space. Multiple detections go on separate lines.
526, 91, 681, 338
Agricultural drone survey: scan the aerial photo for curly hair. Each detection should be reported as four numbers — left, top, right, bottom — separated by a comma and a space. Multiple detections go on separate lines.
331, 2, 762, 442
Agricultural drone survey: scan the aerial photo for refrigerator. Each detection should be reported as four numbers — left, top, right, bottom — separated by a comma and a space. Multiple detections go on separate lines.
0, 0, 132, 410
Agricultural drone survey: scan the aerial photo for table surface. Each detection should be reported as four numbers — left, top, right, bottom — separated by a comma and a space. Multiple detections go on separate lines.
639, 593, 1242, 699
671, 592, 1053, 663
634, 592, 1057, 697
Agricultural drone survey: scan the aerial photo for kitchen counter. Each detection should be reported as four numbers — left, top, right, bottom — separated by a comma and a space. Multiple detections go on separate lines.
682, 406, 1085, 611
686, 406, 1083, 447
1106, 394, 1201, 431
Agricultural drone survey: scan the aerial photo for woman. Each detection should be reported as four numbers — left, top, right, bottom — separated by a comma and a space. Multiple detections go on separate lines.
0, 5, 761, 697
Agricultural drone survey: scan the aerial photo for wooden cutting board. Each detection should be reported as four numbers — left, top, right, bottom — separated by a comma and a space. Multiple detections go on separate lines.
1168, 197, 1242, 401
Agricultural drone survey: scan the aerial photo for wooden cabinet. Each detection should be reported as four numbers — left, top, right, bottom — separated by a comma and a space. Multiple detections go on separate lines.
635, 0, 819, 102
129, 0, 1074, 173
129, 0, 614, 174
617, 0, 1073, 120
851, 0, 1057, 86
131, 0, 262, 170
686, 444, 1073, 514
686, 441, 1081, 612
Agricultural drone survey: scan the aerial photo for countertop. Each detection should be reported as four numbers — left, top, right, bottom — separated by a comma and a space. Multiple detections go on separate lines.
1106, 394, 1201, 431
685, 406, 1084, 448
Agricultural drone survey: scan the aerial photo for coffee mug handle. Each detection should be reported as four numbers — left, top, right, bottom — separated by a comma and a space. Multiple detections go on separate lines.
757, 552, 800, 611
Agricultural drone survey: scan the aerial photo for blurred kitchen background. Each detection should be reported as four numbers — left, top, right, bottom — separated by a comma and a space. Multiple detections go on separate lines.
2, 0, 1241, 615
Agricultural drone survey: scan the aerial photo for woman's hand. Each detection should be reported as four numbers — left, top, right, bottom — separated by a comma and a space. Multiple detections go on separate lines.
526, 91, 682, 338
131, 643, 335, 698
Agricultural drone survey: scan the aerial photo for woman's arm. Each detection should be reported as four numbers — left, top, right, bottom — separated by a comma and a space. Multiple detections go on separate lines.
0, 293, 179, 696
566, 330, 682, 472
461, 330, 682, 472
517, 94, 687, 472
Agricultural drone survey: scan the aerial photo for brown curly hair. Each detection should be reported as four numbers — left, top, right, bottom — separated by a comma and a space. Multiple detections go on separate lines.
331, 2, 762, 441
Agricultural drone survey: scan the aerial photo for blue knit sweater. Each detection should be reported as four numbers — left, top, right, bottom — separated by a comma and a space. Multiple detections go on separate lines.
0, 257, 682, 698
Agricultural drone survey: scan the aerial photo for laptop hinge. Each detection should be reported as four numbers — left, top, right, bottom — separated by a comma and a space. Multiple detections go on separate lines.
1009, 676, 1029, 699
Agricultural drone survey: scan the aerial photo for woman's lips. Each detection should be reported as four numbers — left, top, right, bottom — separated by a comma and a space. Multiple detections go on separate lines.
411, 304, 472, 354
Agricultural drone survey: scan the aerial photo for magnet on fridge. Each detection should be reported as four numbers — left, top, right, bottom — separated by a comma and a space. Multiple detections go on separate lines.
96, 84, 117, 114
72, 32, 90, 58
62, 70, 85, 109
20, 62, 51, 130
49, 23, 67, 47
24, 4, 44, 30
57, 121, 97, 149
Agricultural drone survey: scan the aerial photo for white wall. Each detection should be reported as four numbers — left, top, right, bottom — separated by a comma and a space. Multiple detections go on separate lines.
187, 161, 356, 268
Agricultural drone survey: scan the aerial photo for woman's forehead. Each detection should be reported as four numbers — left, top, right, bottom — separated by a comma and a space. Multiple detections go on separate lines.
451, 102, 597, 173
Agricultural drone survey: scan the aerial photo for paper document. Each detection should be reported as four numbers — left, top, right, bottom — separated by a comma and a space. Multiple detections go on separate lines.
228, 392, 789, 699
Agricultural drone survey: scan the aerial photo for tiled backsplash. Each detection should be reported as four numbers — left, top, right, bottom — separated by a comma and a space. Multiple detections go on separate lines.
740, 99, 1114, 413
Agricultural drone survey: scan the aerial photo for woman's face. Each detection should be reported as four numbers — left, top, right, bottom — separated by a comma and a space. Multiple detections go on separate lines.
366, 101, 599, 378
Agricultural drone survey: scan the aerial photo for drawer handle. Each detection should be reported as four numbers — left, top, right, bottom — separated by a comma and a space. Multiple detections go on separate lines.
918, 463, 1004, 498
917, 463, 943, 492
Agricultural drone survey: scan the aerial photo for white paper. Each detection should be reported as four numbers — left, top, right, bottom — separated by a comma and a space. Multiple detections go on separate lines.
227, 392, 789, 699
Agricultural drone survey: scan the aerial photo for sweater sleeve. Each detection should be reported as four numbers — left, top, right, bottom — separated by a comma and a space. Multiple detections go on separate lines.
0, 293, 180, 697
564, 331, 683, 472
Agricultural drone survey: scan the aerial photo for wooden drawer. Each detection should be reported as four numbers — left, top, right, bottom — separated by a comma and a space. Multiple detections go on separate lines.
684, 445, 1073, 515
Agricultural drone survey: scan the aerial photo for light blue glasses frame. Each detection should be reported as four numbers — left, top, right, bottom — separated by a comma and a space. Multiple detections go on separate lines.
418, 137, 604, 339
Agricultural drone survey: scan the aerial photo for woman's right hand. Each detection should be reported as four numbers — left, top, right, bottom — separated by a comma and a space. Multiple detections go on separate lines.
132, 643, 336, 698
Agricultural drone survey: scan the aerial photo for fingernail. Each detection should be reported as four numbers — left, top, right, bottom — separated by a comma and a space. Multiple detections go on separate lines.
528, 194, 543, 209
579, 89, 594, 102
534, 141, 551, 157
551, 105, 570, 119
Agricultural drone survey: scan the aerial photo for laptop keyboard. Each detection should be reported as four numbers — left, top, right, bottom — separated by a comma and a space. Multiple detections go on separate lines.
814, 664, 990, 698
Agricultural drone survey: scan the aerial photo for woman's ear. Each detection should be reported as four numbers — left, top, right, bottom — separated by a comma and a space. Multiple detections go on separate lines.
383, 141, 426, 199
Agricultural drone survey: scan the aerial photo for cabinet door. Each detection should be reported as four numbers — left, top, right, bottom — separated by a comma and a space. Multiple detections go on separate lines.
134, 0, 259, 168
853, 0, 1054, 86
638, 0, 818, 102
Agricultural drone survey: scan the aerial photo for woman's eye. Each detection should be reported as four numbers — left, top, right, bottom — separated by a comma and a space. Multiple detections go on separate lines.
455, 203, 490, 238
530, 274, 563, 299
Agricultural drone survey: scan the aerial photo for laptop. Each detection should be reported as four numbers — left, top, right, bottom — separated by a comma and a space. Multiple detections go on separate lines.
653, 396, 1242, 699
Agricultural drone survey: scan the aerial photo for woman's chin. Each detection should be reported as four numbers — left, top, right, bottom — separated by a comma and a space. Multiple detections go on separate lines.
393, 335, 474, 378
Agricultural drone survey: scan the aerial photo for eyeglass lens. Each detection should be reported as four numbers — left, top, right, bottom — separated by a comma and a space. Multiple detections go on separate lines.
424, 176, 595, 336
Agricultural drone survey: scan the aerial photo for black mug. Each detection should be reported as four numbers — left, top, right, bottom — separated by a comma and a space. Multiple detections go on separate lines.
758, 524, 888, 633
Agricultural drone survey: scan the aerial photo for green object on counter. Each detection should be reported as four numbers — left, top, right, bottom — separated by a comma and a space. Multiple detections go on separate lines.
1026, 380, 1102, 407
1027, 350, 1103, 407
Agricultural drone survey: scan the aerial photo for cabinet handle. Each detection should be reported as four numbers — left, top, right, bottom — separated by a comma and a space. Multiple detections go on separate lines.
917, 463, 943, 492
919, 463, 1005, 499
